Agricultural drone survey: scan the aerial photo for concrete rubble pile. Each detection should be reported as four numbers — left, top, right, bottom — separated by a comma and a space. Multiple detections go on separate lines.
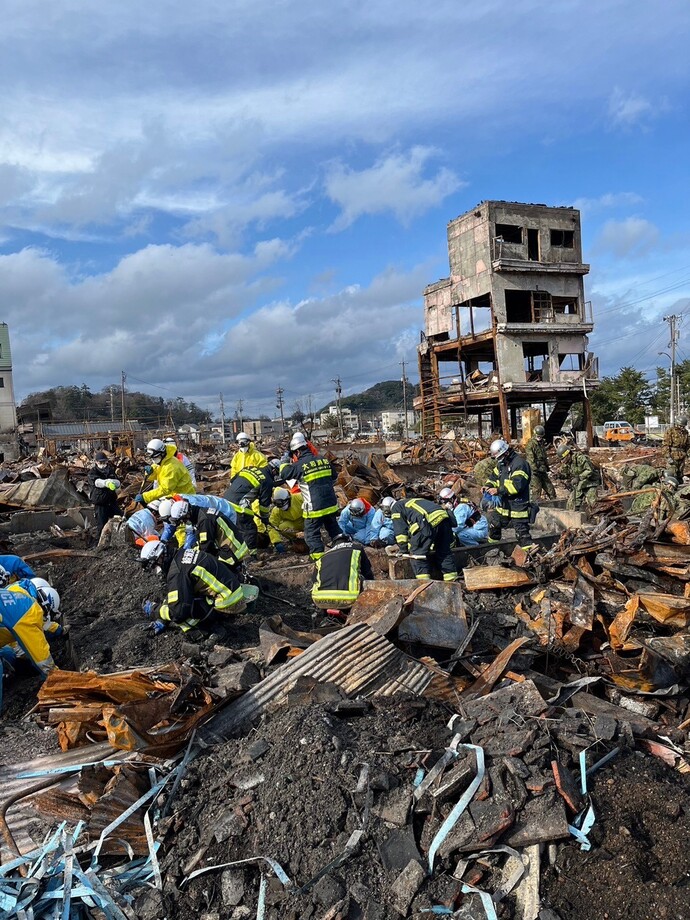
1, 438, 690, 919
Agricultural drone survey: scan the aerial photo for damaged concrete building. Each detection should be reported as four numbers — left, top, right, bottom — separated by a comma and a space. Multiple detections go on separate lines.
418, 201, 600, 441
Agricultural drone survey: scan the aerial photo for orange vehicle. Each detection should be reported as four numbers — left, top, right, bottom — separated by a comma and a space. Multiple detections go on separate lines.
603, 420, 639, 444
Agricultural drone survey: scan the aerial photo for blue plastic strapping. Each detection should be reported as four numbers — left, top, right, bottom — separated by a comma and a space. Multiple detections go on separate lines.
461, 881, 499, 920
568, 749, 596, 851
185, 855, 292, 890
256, 874, 267, 920
427, 743, 485, 873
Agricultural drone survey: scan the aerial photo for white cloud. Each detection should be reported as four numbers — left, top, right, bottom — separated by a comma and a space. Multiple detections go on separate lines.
572, 192, 643, 214
607, 88, 656, 128
325, 148, 462, 231
595, 217, 660, 259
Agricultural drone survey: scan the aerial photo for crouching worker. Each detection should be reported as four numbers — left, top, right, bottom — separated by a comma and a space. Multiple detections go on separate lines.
390, 498, 458, 582
163, 498, 249, 571
0, 554, 36, 585
0, 578, 61, 681
438, 487, 488, 546
311, 535, 373, 617
139, 540, 249, 635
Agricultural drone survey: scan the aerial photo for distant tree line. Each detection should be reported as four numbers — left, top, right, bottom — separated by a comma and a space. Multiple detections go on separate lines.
589, 364, 690, 425
19, 384, 212, 426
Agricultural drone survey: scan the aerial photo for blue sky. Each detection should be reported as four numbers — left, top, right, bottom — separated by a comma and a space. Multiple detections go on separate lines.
0, 0, 688, 419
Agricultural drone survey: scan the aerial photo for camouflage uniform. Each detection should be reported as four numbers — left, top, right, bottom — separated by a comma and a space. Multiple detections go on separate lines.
525, 436, 556, 500
663, 424, 689, 482
630, 484, 676, 517
474, 457, 497, 489
562, 450, 600, 510
620, 464, 661, 491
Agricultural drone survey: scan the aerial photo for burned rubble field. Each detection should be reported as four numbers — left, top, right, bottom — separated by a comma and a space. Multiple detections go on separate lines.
159, 699, 690, 920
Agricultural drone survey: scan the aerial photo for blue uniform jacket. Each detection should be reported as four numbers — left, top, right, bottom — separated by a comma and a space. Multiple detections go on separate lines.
0, 554, 36, 582
338, 506, 379, 544
451, 503, 489, 546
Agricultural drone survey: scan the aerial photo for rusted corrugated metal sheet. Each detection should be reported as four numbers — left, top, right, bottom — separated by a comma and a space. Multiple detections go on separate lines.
0, 741, 124, 858
201, 623, 437, 743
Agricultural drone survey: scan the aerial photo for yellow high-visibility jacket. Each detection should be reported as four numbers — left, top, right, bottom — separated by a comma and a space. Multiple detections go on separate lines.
143, 444, 196, 504
230, 444, 268, 480
268, 493, 304, 545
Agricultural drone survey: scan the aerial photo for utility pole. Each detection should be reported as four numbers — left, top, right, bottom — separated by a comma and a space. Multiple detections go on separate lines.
219, 393, 226, 445
121, 371, 127, 426
276, 386, 285, 434
109, 386, 115, 422
400, 359, 409, 440
664, 314, 681, 424
333, 377, 344, 440
236, 398, 244, 432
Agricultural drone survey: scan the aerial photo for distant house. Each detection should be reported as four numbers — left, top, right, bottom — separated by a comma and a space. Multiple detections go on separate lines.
38, 420, 145, 454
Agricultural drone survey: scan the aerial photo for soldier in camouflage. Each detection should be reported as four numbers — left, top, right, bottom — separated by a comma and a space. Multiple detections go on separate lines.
663, 416, 689, 482
620, 463, 661, 491
629, 473, 677, 516
474, 456, 497, 490
525, 425, 556, 500
557, 443, 600, 510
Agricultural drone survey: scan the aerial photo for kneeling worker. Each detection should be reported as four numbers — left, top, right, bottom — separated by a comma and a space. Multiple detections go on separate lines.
140, 540, 249, 634
312, 534, 373, 613
390, 497, 457, 582
0, 579, 61, 678
438, 488, 488, 546
163, 499, 249, 570
269, 488, 304, 553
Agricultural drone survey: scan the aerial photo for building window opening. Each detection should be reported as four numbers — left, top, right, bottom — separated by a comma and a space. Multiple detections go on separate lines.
550, 229, 574, 248
523, 343, 549, 383
505, 290, 532, 323
495, 224, 523, 244
552, 296, 578, 316
558, 353, 585, 371
0, 377, 5, 388
527, 228, 540, 261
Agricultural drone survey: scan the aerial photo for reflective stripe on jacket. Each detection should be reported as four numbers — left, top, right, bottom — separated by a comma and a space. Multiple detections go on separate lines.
485, 451, 531, 502
158, 548, 246, 630
391, 498, 451, 548
312, 543, 373, 607
280, 449, 338, 519
0, 586, 54, 674
224, 467, 274, 518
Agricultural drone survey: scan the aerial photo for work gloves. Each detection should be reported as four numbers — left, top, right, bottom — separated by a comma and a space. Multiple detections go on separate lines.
142, 600, 157, 618
274, 542, 287, 554
135, 494, 145, 505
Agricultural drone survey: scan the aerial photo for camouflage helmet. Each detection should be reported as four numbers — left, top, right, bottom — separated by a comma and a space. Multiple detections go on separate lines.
556, 443, 571, 460
533, 425, 545, 438
678, 416, 688, 427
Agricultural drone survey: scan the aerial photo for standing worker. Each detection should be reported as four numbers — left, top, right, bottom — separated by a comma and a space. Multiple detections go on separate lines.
279, 432, 341, 560
525, 426, 556, 501
136, 439, 195, 506
223, 461, 279, 556
663, 416, 689, 483
484, 439, 533, 546
390, 497, 457, 581
88, 452, 121, 537
230, 432, 267, 479
163, 438, 196, 486
557, 443, 600, 510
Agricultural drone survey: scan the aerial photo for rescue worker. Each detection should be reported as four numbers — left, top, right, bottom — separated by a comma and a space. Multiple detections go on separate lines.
374, 497, 396, 546
557, 443, 600, 510
140, 540, 248, 635
269, 487, 304, 553
136, 439, 195, 506
663, 416, 689, 482
390, 497, 457, 581
484, 439, 533, 546
620, 463, 661, 491
438, 487, 488, 547
338, 498, 381, 546
163, 437, 196, 486
223, 461, 280, 556
88, 451, 121, 537
164, 499, 248, 570
0, 579, 60, 677
0, 554, 36, 584
230, 432, 267, 480
630, 473, 677, 516
525, 425, 556, 501
474, 455, 497, 489
311, 535, 374, 613
279, 432, 341, 560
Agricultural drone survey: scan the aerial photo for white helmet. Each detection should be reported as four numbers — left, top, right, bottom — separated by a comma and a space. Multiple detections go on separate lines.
0, 565, 9, 588
290, 432, 307, 452
439, 486, 456, 508
272, 487, 291, 510
140, 540, 166, 567
349, 498, 366, 517
170, 499, 190, 523
490, 438, 509, 460
31, 578, 60, 613
158, 498, 174, 521
147, 499, 162, 514
380, 496, 396, 517
163, 437, 177, 445
146, 438, 166, 461
236, 432, 250, 448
